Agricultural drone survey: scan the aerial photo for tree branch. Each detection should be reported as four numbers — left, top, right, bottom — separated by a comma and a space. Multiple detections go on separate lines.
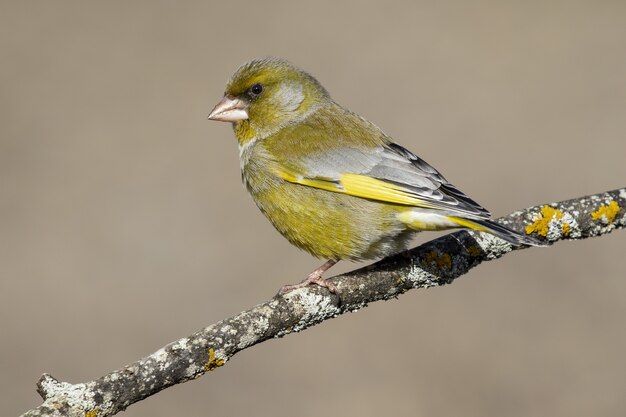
21, 188, 626, 417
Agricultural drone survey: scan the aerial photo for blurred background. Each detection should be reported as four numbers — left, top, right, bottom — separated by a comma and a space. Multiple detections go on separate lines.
2, 1, 626, 416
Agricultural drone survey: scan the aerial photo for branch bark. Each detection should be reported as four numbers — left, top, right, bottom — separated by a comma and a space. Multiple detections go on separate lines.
21, 188, 626, 417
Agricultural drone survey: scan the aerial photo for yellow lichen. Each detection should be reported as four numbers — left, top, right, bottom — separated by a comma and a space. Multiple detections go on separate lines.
525, 205, 565, 237
561, 223, 571, 236
591, 201, 620, 224
395, 276, 409, 293
422, 251, 452, 270
85, 410, 99, 417
205, 348, 225, 372
466, 245, 481, 257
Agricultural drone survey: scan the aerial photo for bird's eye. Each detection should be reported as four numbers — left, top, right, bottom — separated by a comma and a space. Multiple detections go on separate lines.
249, 83, 263, 96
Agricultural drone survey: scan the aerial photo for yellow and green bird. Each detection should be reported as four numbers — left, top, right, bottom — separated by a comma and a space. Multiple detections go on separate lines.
208, 58, 543, 293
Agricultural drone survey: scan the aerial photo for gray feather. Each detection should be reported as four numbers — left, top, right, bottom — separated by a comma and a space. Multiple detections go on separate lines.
300, 142, 490, 219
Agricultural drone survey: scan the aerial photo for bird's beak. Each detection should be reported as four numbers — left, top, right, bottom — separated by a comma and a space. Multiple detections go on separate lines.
207, 95, 249, 122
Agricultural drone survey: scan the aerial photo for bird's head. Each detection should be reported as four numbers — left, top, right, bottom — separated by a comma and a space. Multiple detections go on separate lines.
208, 58, 331, 143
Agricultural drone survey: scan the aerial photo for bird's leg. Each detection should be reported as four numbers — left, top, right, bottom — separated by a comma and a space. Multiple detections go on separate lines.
278, 259, 339, 295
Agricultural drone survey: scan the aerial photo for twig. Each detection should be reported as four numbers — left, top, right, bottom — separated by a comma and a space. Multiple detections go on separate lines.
20, 188, 626, 417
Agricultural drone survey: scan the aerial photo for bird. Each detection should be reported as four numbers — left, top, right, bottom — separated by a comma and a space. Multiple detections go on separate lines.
208, 57, 544, 294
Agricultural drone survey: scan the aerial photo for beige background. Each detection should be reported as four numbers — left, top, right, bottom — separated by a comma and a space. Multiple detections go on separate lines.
2, 2, 626, 416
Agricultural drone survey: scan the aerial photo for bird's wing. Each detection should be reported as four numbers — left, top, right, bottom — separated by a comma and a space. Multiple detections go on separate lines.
277, 142, 491, 219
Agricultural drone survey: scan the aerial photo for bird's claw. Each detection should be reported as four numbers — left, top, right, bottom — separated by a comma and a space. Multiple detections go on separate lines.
278, 275, 337, 295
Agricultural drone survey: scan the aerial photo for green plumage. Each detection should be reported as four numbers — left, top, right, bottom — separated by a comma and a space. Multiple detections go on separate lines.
239, 107, 414, 260
211, 58, 544, 267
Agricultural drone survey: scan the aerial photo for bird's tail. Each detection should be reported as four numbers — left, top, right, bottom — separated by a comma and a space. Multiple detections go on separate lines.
449, 217, 546, 247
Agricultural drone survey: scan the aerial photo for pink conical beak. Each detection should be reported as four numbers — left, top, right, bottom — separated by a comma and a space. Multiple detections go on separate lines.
207, 95, 249, 122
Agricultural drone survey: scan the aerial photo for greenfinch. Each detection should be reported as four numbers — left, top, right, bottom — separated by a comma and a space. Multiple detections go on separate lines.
208, 58, 543, 293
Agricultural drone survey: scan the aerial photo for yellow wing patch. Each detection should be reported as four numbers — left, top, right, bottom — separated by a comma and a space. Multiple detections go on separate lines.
340, 174, 436, 207
279, 169, 437, 208
278, 170, 344, 193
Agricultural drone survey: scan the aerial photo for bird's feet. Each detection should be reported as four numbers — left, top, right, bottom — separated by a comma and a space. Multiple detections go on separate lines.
278, 260, 338, 295
278, 274, 337, 295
